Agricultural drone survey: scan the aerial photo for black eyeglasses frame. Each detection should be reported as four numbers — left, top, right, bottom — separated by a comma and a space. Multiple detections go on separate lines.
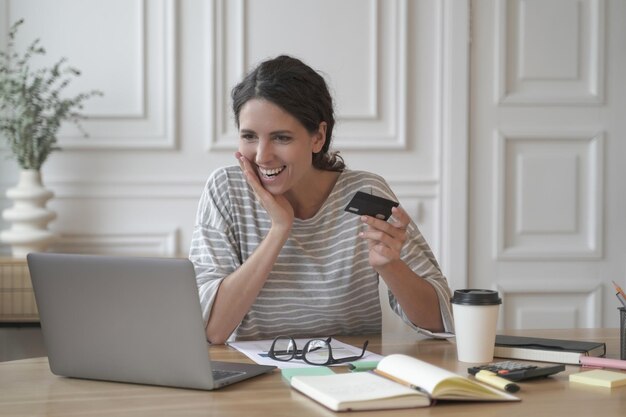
268, 336, 369, 366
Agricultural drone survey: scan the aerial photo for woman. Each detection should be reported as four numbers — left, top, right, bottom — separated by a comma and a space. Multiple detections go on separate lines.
190, 55, 453, 344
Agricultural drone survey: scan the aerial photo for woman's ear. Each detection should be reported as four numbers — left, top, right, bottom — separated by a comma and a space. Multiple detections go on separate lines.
312, 122, 327, 153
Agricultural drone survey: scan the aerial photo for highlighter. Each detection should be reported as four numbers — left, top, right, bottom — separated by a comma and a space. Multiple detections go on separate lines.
347, 361, 380, 372
475, 370, 520, 393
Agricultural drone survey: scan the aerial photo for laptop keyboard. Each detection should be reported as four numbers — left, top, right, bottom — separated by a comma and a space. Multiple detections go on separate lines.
212, 369, 245, 381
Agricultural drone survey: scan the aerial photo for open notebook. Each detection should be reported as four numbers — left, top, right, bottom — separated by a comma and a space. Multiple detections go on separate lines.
27, 252, 275, 390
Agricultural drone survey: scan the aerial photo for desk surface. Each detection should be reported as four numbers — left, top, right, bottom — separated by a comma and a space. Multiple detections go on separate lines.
0, 328, 624, 417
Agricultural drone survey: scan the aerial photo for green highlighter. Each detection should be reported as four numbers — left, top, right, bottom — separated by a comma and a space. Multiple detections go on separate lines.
347, 361, 380, 372
281, 367, 335, 383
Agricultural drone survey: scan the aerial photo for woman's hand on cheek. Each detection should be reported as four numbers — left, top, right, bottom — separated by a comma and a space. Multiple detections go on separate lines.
235, 151, 261, 188
235, 152, 294, 231
359, 206, 409, 268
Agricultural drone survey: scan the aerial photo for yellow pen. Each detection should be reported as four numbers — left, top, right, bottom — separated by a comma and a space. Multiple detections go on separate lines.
475, 370, 520, 393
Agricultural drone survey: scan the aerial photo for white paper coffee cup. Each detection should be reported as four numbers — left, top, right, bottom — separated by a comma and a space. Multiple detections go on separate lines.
451, 289, 501, 363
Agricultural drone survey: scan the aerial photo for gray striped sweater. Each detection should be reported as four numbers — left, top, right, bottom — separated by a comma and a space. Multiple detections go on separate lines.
189, 166, 454, 341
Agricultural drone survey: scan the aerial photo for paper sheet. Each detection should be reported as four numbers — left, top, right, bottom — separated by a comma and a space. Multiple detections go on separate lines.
228, 338, 384, 369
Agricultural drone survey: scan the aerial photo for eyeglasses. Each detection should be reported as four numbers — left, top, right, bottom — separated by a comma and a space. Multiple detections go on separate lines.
268, 336, 369, 366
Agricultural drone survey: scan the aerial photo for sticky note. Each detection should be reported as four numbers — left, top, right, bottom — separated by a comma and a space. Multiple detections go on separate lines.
569, 369, 626, 388
281, 367, 335, 383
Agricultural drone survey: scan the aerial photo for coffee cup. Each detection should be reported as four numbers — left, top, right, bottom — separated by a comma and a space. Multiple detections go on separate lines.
451, 289, 501, 363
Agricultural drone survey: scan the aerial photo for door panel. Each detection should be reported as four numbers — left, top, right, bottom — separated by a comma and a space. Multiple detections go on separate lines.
470, 0, 626, 329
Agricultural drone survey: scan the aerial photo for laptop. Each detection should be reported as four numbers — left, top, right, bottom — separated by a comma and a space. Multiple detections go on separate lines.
27, 252, 275, 390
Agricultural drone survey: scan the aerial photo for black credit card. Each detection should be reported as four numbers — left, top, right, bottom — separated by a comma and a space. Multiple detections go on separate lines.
344, 191, 399, 221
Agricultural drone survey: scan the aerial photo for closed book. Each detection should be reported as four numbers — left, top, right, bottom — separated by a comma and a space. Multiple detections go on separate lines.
494, 335, 606, 365
290, 354, 519, 412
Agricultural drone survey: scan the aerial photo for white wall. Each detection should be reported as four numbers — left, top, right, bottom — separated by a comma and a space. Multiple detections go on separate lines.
0, 0, 461, 333
4, 1, 622, 331
1, 0, 452, 261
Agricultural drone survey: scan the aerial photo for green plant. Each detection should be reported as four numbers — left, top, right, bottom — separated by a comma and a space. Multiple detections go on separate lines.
0, 19, 102, 170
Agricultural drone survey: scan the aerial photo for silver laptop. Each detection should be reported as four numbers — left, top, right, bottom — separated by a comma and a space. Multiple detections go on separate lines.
27, 252, 275, 390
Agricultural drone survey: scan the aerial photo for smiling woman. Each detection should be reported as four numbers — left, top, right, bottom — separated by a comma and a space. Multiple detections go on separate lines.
236, 98, 331, 214
189, 55, 454, 344
231, 55, 344, 174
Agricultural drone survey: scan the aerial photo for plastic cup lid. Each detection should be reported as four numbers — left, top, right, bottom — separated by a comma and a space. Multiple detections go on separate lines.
451, 289, 502, 305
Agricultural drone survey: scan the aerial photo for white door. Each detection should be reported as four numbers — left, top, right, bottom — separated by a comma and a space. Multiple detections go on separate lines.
469, 0, 626, 329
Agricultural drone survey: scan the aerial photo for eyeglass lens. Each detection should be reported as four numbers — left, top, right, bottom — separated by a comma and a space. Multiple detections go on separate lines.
303, 339, 331, 365
271, 337, 298, 361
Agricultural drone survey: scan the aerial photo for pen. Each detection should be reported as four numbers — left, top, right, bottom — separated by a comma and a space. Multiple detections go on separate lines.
611, 281, 626, 308
612, 280, 626, 297
474, 370, 520, 393
372, 369, 430, 396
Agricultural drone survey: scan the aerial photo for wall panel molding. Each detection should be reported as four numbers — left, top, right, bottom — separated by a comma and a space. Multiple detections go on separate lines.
496, 280, 603, 329
495, 0, 605, 105
494, 129, 604, 260
207, 0, 409, 151
66, 0, 177, 149
50, 230, 179, 256
1, 0, 178, 149
1, 178, 439, 257
43, 179, 205, 200
1, 177, 438, 201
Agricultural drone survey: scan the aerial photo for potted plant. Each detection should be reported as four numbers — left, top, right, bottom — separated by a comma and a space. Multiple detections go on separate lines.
0, 19, 102, 257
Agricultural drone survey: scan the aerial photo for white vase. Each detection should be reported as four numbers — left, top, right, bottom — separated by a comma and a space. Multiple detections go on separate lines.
1, 169, 57, 258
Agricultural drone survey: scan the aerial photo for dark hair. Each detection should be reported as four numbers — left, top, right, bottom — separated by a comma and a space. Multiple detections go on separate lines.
231, 55, 345, 172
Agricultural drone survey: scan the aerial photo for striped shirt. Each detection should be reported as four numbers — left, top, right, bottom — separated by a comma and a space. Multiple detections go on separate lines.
189, 166, 454, 341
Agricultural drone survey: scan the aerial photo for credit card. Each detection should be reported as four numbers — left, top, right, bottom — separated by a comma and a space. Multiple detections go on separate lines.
344, 191, 399, 221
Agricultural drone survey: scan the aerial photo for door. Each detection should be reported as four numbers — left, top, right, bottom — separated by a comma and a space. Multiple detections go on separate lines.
469, 0, 626, 329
